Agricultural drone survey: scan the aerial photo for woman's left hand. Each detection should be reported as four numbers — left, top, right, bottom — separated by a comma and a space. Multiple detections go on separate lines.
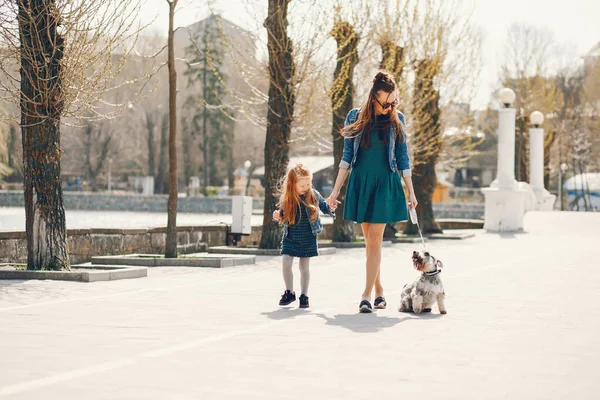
407, 192, 418, 209
327, 190, 341, 210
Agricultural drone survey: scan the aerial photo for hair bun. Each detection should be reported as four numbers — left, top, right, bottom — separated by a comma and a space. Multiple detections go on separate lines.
373, 71, 389, 84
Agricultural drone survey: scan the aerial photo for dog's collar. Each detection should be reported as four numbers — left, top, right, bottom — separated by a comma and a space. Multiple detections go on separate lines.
423, 255, 441, 276
424, 268, 441, 276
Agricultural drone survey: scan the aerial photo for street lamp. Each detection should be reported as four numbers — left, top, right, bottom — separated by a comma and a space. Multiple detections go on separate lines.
495, 88, 517, 189
482, 87, 526, 232
499, 88, 516, 108
530, 111, 544, 128
529, 111, 545, 196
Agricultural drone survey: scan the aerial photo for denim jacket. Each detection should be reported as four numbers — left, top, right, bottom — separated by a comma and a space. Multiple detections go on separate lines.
339, 108, 411, 177
281, 189, 335, 237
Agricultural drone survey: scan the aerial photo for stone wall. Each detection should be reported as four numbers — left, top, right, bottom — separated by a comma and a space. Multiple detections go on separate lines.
0, 191, 265, 213
0, 224, 331, 265
433, 203, 484, 219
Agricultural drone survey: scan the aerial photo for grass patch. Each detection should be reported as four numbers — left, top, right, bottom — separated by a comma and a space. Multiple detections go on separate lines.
0, 264, 27, 271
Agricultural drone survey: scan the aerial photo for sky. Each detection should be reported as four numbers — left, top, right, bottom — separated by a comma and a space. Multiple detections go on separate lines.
138, 0, 600, 109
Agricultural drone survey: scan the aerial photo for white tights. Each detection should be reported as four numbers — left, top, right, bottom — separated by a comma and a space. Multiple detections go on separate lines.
282, 255, 310, 295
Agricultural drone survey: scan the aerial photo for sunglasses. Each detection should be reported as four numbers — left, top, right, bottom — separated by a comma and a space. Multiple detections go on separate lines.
375, 98, 398, 110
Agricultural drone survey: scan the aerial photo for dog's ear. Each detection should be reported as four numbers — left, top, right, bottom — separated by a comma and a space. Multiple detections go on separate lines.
436, 259, 444, 269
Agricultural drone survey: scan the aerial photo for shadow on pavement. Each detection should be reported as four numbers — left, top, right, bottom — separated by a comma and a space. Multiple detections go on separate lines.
315, 312, 414, 333
261, 307, 311, 320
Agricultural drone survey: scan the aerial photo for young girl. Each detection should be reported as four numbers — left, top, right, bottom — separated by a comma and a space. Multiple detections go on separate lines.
273, 163, 338, 308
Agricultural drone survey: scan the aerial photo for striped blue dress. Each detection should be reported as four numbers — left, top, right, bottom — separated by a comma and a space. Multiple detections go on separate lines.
281, 195, 319, 258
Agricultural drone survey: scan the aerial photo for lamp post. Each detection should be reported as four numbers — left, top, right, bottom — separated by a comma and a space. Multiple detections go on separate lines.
529, 111, 545, 194
496, 88, 517, 189
482, 88, 529, 232
528, 110, 556, 210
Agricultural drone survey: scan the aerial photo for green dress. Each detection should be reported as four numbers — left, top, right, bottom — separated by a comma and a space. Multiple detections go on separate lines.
344, 120, 408, 224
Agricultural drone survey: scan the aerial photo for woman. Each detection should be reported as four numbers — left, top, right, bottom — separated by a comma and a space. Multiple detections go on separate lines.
327, 71, 418, 313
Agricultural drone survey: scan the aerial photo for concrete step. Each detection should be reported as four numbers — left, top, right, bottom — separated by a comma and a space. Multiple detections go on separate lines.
91, 253, 255, 268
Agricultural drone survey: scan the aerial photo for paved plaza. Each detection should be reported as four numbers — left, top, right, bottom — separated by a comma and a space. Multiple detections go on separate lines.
1, 211, 599, 399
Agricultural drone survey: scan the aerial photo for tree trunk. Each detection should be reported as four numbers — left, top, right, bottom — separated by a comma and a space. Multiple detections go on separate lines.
405, 59, 442, 235
165, 0, 179, 258
330, 19, 359, 242
380, 41, 406, 239
89, 173, 98, 192
18, 0, 69, 270
8, 124, 18, 169
379, 42, 405, 88
544, 128, 555, 189
260, 0, 295, 249
83, 123, 110, 193
84, 123, 94, 190
156, 113, 169, 194
227, 146, 235, 191
201, 25, 209, 196
95, 134, 111, 192
181, 118, 193, 186
209, 134, 218, 186
146, 112, 156, 177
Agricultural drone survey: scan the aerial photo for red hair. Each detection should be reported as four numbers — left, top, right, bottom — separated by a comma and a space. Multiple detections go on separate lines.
279, 163, 318, 225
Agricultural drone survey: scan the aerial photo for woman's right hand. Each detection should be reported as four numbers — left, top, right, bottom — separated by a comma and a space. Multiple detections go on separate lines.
273, 210, 281, 222
407, 192, 418, 209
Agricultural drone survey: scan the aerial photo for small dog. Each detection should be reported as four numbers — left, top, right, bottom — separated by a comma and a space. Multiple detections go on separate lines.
399, 251, 447, 315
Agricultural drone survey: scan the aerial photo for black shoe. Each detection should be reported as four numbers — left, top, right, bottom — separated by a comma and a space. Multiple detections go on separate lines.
374, 296, 387, 309
423, 308, 432, 313
279, 290, 296, 306
299, 294, 309, 308
359, 300, 373, 313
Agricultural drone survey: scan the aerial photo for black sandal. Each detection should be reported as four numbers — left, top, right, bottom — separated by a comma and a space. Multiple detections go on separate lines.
374, 296, 387, 309
359, 300, 373, 313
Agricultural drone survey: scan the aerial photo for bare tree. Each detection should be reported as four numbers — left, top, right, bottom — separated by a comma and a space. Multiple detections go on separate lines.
0, 0, 144, 270
0, 121, 13, 179
7, 123, 20, 175
501, 23, 558, 183
378, 0, 482, 235
377, 1, 408, 239
165, 0, 179, 258
409, 58, 443, 233
145, 111, 157, 176
83, 122, 113, 192
329, 9, 360, 242
155, 112, 169, 194
259, 0, 296, 249
184, 14, 235, 191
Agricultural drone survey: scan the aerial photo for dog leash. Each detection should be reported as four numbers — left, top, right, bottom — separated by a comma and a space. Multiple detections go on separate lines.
408, 206, 427, 253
